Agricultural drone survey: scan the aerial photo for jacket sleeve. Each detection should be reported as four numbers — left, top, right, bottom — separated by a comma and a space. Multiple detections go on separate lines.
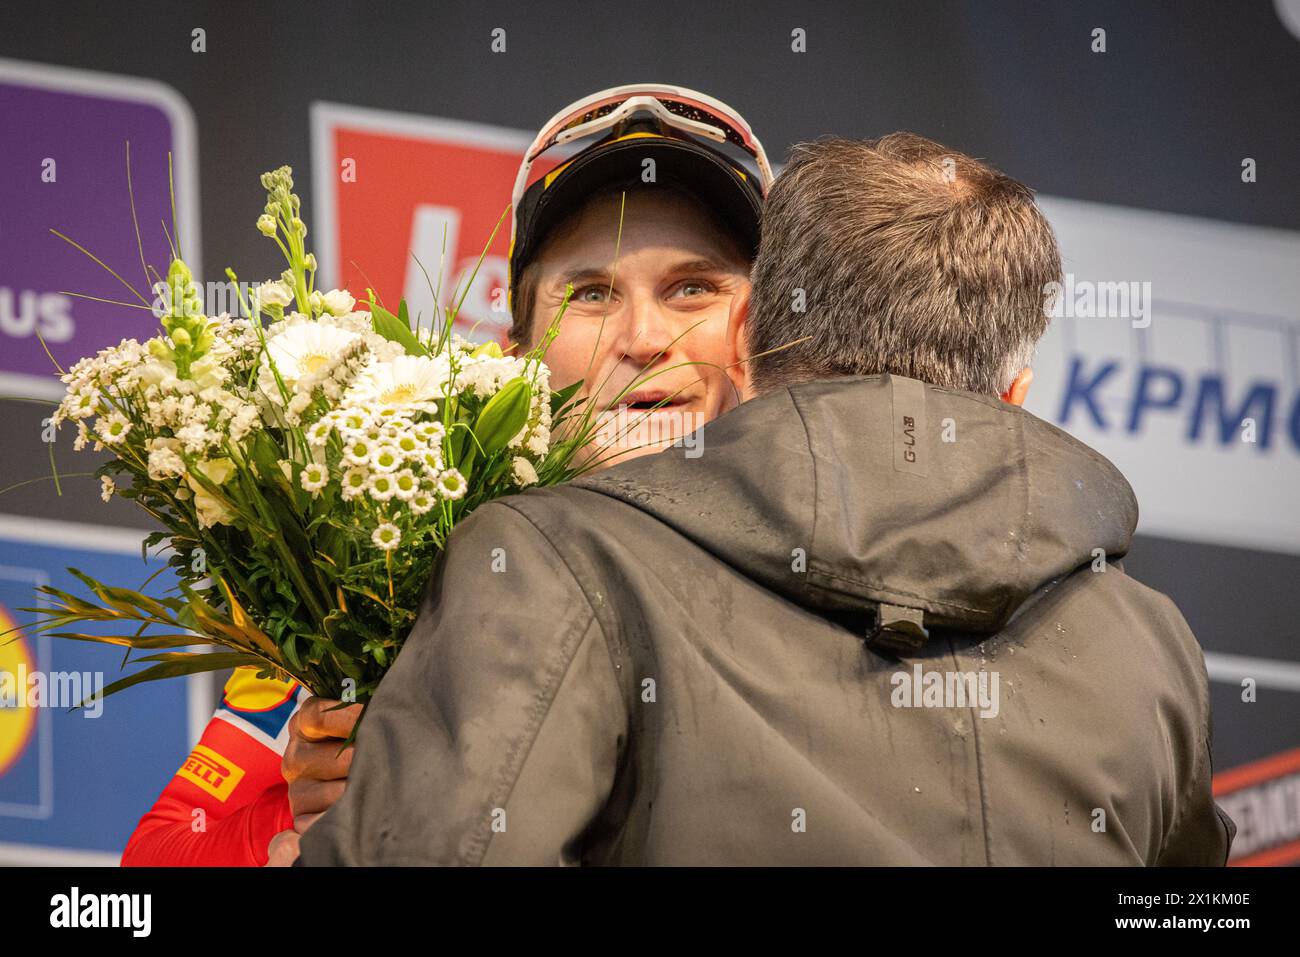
120, 668, 301, 866
1154, 604, 1236, 866
297, 501, 628, 866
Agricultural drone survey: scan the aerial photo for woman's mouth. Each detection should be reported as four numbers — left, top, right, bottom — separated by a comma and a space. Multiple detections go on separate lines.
612, 389, 690, 412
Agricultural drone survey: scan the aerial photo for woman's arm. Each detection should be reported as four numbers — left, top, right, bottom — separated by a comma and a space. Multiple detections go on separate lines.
120, 667, 305, 866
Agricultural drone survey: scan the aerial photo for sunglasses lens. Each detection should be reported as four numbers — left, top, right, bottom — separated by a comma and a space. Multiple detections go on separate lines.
657, 98, 752, 152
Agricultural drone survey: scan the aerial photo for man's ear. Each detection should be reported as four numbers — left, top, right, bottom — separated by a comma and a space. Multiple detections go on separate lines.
1001, 367, 1034, 407
726, 287, 753, 400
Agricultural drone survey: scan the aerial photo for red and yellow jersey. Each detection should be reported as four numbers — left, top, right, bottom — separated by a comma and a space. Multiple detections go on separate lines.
120, 667, 307, 867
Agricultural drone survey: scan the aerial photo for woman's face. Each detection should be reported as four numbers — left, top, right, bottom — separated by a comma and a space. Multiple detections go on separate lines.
525, 190, 751, 466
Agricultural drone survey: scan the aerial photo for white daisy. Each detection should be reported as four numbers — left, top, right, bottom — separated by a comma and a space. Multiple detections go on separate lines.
343, 438, 372, 466
96, 411, 131, 446
300, 462, 329, 493
371, 522, 401, 551
436, 468, 466, 501
306, 420, 333, 446
370, 444, 402, 473
340, 466, 369, 500
367, 472, 397, 502
392, 468, 419, 500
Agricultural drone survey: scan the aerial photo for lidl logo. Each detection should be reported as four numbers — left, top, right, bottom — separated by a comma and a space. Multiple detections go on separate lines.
177, 744, 245, 802
0, 602, 37, 777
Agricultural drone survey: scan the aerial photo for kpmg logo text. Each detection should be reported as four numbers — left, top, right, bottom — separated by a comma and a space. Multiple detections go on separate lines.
1058, 357, 1300, 451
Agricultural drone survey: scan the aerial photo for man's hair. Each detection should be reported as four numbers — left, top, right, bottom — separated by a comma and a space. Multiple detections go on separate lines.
746, 133, 1062, 396
509, 180, 749, 346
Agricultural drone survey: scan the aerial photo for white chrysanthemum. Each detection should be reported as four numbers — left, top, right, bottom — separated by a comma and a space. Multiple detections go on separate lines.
392, 431, 420, 457
408, 491, 435, 515
418, 449, 444, 475
340, 466, 368, 500
300, 462, 329, 493
306, 420, 333, 446
392, 468, 419, 501
100, 475, 116, 502
64, 389, 100, 420
265, 322, 361, 388
96, 411, 131, 446
147, 445, 186, 481
525, 426, 550, 457
436, 468, 466, 501
370, 444, 402, 473
346, 354, 451, 407
455, 355, 525, 397
333, 408, 368, 434
512, 456, 539, 487
343, 437, 373, 466
371, 522, 401, 551
367, 472, 397, 501
414, 421, 445, 444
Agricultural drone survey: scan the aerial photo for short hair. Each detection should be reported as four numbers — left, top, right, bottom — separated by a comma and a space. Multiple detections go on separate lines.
509, 180, 750, 346
746, 133, 1062, 396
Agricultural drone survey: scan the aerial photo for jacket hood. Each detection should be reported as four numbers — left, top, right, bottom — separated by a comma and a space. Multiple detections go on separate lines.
574, 375, 1138, 641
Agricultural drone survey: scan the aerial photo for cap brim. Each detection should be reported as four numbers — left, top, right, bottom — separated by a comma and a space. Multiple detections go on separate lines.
512, 136, 762, 287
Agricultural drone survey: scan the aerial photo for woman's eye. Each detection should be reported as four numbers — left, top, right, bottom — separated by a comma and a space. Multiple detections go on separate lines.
670, 281, 714, 299
575, 286, 609, 304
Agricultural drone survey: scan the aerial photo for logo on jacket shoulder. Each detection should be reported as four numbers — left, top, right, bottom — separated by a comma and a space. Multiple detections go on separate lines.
176, 744, 245, 802
891, 376, 929, 476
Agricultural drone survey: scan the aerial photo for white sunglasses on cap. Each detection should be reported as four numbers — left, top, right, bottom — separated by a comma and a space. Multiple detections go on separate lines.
510, 83, 774, 247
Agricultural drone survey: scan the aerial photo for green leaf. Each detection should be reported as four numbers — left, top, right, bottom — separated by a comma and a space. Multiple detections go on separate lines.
550, 379, 582, 417
87, 651, 264, 707
398, 298, 411, 331
474, 377, 531, 458
370, 303, 428, 357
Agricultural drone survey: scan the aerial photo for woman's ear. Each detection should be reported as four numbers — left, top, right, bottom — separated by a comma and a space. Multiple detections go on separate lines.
726, 287, 754, 400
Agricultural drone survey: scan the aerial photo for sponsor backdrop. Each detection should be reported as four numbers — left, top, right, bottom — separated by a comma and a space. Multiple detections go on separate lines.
0, 1, 1297, 865
0, 518, 209, 865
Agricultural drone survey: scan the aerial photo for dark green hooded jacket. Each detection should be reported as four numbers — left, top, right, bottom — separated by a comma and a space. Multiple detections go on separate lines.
299, 375, 1235, 865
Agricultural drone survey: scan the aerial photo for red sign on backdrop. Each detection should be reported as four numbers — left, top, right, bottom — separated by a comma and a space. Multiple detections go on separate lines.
310, 103, 559, 345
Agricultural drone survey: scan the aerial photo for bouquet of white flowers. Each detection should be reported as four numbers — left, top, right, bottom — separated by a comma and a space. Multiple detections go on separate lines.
17, 165, 596, 707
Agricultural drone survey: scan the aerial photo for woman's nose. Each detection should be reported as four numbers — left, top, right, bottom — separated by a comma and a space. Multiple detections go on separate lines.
618, 296, 677, 367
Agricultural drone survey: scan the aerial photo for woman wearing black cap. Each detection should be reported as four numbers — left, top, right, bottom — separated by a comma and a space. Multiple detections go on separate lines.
505, 83, 773, 466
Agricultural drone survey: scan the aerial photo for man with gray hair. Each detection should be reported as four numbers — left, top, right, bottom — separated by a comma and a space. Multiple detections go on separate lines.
299, 133, 1234, 866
